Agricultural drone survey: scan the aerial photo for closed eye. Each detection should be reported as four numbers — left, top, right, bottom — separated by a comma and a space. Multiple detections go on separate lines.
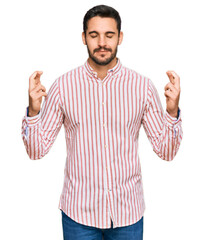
89, 31, 98, 38
90, 34, 97, 38
106, 32, 115, 38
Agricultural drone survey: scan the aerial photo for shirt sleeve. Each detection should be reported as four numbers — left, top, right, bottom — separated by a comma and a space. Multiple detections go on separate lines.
21, 78, 64, 160
142, 79, 183, 161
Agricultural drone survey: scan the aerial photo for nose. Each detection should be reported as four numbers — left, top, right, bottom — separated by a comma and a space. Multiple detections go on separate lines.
98, 35, 106, 47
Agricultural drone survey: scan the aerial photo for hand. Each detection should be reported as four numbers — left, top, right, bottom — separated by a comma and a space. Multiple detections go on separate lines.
164, 71, 180, 118
28, 71, 47, 117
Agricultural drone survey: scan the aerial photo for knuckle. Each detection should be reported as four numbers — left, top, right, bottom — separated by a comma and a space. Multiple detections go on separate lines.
36, 84, 42, 90
30, 91, 34, 97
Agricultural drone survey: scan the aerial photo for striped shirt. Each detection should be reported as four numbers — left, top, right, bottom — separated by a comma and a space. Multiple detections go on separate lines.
21, 59, 182, 229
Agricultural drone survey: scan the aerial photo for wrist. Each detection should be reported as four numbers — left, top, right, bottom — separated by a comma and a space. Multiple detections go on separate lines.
166, 108, 179, 118
28, 107, 40, 117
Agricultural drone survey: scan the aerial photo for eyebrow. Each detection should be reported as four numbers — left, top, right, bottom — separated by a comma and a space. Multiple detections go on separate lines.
88, 31, 116, 35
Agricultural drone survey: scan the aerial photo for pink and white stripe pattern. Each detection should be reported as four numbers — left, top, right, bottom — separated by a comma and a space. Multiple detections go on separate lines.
22, 59, 182, 229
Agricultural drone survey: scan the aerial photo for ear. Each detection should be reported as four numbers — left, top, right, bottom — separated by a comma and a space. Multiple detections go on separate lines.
82, 32, 87, 45
118, 31, 123, 45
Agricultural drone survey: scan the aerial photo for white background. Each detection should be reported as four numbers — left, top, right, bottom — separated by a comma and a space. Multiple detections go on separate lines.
0, 0, 203, 239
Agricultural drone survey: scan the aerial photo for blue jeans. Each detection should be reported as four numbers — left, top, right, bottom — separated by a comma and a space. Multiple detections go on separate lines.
61, 210, 143, 240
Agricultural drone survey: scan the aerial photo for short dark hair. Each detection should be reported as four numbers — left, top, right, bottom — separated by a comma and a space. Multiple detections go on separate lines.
83, 5, 121, 34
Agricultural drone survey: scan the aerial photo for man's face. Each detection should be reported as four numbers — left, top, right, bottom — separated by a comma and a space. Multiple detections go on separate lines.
82, 16, 123, 66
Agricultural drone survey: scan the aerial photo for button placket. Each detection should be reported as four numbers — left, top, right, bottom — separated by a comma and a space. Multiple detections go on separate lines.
101, 82, 110, 190
102, 83, 107, 149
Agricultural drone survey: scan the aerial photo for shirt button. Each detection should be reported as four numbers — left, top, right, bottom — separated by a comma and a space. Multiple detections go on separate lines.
105, 145, 107, 148
103, 123, 106, 127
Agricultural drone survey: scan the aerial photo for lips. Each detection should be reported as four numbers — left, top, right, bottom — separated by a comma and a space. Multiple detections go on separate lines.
94, 48, 112, 53
97, 50, 108, 53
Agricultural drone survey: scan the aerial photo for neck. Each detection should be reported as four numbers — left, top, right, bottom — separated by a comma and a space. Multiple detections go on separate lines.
88, 57, 117, 80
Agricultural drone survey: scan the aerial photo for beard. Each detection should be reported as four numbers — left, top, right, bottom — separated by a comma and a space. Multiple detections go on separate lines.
87, 45, 118, 66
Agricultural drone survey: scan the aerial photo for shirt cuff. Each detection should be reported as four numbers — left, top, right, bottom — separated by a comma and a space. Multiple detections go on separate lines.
164, 108, 182, 129
25, 107, 41, 126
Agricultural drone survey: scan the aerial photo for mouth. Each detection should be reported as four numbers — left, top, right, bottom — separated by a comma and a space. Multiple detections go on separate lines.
97, 50, 108, 53
94, 48, 112, 54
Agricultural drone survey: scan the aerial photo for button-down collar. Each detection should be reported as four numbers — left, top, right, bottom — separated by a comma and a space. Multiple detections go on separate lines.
84, 58, 122, 79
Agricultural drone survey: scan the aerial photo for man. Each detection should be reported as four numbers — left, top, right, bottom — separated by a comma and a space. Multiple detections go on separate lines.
22, 5, 182, 240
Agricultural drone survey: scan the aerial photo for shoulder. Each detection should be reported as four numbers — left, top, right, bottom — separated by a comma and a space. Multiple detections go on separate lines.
121, 65, 150, 85
47, 65, 84, 97
56, 65, 84, 84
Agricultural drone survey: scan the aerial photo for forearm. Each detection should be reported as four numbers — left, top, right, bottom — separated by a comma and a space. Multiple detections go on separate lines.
22, 110, 63, 160
22, 78, 64, 160
22, 111, 44, 160
149, 110, 183, 161
143, 79, 183, 161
